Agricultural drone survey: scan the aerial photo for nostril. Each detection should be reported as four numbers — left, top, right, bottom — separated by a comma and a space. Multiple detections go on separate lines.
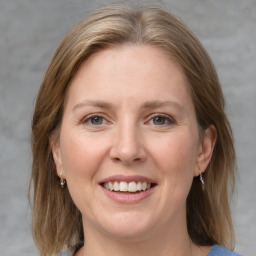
111, 156, 143, 165
112, 157, 121, 162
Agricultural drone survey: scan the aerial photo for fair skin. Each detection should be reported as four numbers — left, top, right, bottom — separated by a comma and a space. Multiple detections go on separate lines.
52, 45, 216, 256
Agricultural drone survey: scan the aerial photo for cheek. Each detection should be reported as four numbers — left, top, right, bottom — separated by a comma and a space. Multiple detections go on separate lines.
58, 130, 110, 212
59, 130, 107, 181
149, 130, 198, 180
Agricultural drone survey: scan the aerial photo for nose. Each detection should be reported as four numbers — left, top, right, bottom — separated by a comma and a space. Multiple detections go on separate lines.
109, 123, 147, 165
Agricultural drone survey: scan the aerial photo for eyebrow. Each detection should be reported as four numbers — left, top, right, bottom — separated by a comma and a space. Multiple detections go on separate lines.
72, 100, 114, 112
142, 100, 184, 111
72, 99, 184, 112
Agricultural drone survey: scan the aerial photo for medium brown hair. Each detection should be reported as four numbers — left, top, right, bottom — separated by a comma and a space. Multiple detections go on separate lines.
30, 3, 236, 255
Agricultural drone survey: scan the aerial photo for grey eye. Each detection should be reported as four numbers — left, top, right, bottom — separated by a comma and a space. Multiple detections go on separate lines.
90, 116, 103, 125
153, 116, 167, 125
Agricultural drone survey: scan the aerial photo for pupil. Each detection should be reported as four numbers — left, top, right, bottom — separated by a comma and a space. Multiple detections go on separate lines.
154, 116, 165, 125
92, 116, 102, 125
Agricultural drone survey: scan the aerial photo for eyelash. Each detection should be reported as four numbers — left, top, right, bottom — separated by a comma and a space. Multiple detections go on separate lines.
81, 113, 175, 127
81, 114, 108, 126
147, 114, 175, 126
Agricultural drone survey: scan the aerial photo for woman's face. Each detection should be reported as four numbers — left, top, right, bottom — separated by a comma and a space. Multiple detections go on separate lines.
52, 45, 213, 240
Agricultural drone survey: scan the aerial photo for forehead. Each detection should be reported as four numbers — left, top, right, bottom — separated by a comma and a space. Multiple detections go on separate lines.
65, 44, 193, 109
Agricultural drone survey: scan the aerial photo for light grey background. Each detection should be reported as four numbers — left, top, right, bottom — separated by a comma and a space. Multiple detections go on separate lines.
0, 0, 255, 255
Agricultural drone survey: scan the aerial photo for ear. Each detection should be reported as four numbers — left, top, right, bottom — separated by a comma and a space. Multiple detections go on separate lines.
195, 125, 217, 176
50, 134, 65, 179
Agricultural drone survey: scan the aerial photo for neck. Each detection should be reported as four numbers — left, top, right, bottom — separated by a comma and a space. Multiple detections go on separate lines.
77, 216, 201, 256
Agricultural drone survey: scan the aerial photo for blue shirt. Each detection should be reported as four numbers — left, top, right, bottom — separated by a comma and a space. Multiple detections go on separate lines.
57, 245, 243, 256
207, 245, 242, 256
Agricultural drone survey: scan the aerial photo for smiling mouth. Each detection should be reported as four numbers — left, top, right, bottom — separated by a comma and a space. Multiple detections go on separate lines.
101, 181, 156, 193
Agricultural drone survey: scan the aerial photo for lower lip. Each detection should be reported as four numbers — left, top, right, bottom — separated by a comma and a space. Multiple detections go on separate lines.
101, 185, 157, 204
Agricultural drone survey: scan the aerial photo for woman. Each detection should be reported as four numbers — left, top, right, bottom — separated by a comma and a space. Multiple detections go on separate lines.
30, 3, 242, 256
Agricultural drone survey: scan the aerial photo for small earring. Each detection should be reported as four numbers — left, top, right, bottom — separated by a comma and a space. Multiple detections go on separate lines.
59, 172, 66, 188
199, 170, 205, 186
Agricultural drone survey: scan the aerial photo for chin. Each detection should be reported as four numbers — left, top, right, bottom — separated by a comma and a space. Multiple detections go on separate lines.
98, 211, 155, 240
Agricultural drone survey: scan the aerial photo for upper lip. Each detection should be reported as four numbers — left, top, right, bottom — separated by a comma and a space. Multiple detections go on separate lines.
99, 175, 157, 184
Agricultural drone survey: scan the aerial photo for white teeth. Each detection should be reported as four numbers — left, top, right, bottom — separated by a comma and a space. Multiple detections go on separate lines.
109, 182, 114, 191
113, 181, 119, 191
120, 181, 128, 192
103, 181, 153, 192
103, 182, 109, 189
142, 181, 147, 191
137, 182, 142, 191
128, 182, 137, 192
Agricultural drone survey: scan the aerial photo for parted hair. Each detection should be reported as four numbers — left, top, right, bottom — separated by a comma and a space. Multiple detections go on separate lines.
30, 3, 236, 255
